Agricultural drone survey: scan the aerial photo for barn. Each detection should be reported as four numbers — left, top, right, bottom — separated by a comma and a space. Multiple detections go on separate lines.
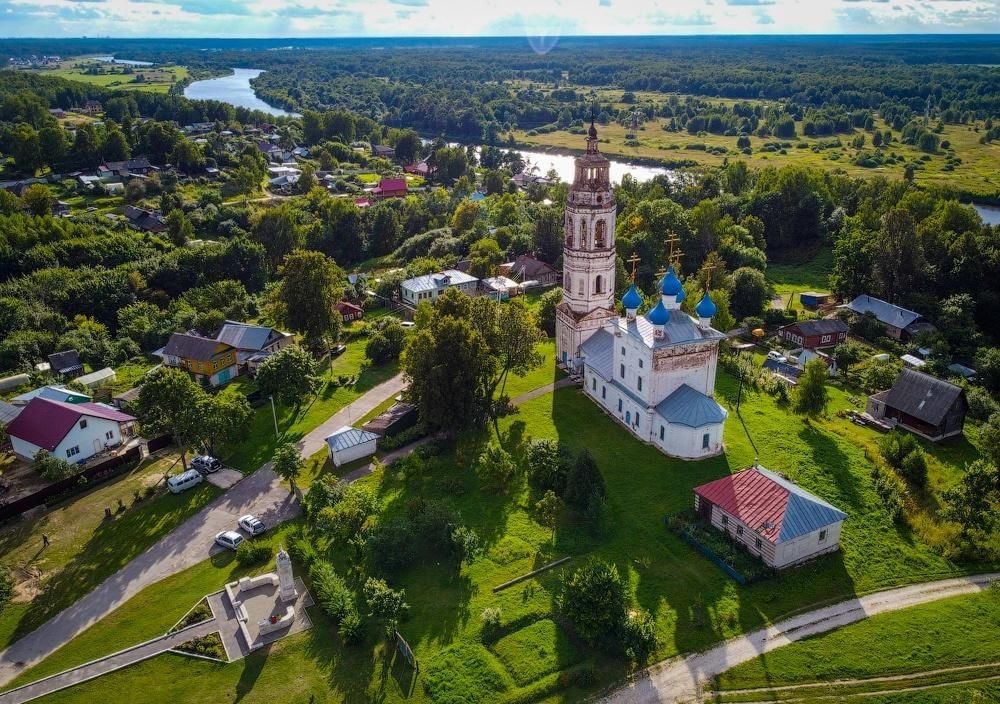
693, 465, 847, 569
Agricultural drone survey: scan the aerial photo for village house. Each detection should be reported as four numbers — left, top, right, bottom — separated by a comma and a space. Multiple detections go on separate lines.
693, 465, 848, 570
399, 270, 479, 307
123, 205, 168, 233
47, 349, 83, 377
163, 332, 240, 386
12, 385, 90, 406
867, 368, 967, 441
777, 319, 848, 349
371, 177, 408, 200
499, 254, 559, 287
216, 321, 294, 375
371, 144, 395, 159
6, 397, 136, 464
404, 161, 431, 177
335, 301, 365, 323
80, 100, 102, 115
842, 294, 936, 341
480, 275, 521, 300
99, 158, 156, 180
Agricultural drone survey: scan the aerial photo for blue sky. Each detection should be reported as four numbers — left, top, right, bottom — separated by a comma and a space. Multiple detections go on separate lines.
1, 0, 998, 37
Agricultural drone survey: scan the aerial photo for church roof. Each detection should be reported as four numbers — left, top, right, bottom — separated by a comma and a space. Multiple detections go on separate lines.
622, 284, 643, 310
655, 384, 728, 428
659, 266, 683, 296
579, 329, 614, 380
617, 310, 725, 350
696, 292, 717, 318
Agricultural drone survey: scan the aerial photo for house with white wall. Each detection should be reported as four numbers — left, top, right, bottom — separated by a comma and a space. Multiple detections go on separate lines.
693, 465, 847, 569
399, 270, 478, 307
6, 397, 136, 464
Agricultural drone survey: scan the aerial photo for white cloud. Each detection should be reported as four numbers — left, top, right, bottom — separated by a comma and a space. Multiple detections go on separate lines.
0, 0, 997, 36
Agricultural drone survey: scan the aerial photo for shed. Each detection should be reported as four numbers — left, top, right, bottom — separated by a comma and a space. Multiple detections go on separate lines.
325, 425, 379, 467
48, 349, 83, 377
74, 367, 117, 389
693, 465, 847, 569
798, 292, 832, 307
0, 374, 30, 393
362, 402, 418, 438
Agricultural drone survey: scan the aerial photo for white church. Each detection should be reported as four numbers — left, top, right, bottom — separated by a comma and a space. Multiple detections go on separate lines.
555, 122, 728, 460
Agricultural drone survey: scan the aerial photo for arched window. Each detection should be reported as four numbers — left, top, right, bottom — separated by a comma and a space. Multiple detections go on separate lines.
565, 217, 574, 248
577, 278, 584, 295
564, 272, 571, 290
595, 220, 606, 248
595, 275, 603, 294
580, 218, 588, 248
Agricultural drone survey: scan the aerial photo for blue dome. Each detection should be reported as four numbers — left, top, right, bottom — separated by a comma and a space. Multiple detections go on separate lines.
675, 286, 687, 304
696, 292, 717, 318
646, 299, 670, 325
622, 284, 642, 310
660, 266, 683, 296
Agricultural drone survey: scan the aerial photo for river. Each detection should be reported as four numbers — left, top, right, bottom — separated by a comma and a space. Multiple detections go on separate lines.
93, 56, 154, 67
973, 203, 1000, 226
183, 69, 300, 118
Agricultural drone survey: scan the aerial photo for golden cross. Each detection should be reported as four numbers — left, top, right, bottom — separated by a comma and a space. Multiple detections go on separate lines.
672, 248, 685, 271
627, 253, 641, 282
665, 232, 681, 264
702, 260, 717, 289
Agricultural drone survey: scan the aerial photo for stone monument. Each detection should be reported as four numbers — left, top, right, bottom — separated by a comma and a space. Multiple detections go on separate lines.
276, 547, 298, 603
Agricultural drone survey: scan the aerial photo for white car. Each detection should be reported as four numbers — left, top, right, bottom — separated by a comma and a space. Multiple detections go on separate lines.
400, 321, 416, 329
238, 514, 266, 536
215, 530, 244, 551
767, 350, 788, 363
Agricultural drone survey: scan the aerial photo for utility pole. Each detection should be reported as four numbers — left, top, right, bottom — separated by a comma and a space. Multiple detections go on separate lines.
269, 395, 279, 438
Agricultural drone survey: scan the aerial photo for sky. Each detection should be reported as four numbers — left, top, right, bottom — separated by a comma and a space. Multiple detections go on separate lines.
1, 0, 999, 37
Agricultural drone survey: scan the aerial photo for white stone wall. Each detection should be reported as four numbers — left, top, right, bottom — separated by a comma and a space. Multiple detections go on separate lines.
652, 420, 724, 459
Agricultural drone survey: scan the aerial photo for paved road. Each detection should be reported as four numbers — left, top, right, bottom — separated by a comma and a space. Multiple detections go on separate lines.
598, 572, 1000, 704
0, 619, 219, 704
0, 373, 406, 689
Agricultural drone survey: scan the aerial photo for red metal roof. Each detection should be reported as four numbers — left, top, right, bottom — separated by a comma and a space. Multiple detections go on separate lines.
7, 398, 135, 451
377, 177, 407, 192
694, 467, 789, 543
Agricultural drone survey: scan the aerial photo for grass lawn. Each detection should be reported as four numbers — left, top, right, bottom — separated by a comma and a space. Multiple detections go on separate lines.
501, 339, 564, 401
30, 58, 188, 94
514, 109, 1000, 196
221, 341, 399, 473
766, 248, 834, 313
11, 361, 995, 704
713, 588, 1000, 702
0, 451, 220, 651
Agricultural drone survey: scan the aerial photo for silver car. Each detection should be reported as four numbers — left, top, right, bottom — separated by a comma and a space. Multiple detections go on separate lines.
215, 530, 244, 551
238, 514, 266, 536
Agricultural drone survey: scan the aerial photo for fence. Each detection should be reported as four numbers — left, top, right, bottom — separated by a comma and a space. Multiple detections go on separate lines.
0, 438, 167, 523
674, 529, 749, 586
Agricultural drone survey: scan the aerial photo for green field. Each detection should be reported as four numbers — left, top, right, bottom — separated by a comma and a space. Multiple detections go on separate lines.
515, 111, 1000, 196
30, 57, 188, 94
6, 361, 993, 703
0, 452, 220, 651
712, 588, 1000, 703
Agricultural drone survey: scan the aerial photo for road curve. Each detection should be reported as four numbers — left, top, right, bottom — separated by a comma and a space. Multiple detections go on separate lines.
598, 572, 1000, 704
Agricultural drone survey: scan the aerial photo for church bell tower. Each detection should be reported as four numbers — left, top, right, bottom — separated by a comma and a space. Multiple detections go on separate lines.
555, 120, 617, 370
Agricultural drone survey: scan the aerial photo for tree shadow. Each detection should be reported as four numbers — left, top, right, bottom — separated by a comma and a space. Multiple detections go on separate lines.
233, 645, 268, 703
796, 422, 861, 506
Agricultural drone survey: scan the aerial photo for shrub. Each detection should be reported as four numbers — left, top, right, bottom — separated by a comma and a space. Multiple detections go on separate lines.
366, 517, 417, 575
525, 439, 571, 495
900, 450, 929, 487
480, 607, 502, 641
235, 541, 272, 566
476, 443, 520, 494
559, 561, 627, 649
0, 568, 13, 615
621, 610, 658, 664
879, 431, 920, 469
563, 449, 607, 510
310, 559, 356, 623
33, 450, 76, 481
339, 609, 363, 644
871, 466, 907, 522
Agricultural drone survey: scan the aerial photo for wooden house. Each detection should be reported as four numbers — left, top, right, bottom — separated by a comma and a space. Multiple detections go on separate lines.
163, 333, 239, 386
867, 368, 967, 441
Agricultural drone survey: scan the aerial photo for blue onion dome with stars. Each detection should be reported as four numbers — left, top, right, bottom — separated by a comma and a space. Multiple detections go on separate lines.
622, 284, 642, 310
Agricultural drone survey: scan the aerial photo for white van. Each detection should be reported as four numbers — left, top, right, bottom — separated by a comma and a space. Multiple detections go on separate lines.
167, 469, 204, 494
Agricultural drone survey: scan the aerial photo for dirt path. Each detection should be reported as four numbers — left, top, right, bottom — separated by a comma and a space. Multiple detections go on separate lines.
598, 572, 1000, 704
0, 373, 405, 689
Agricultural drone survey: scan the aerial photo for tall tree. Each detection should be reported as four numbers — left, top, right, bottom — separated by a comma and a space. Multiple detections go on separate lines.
793, 359, 830, 417
275, 250, 344, 351
190, 392, 252, 457
873, 209, 923, 304
252, 205, 302, 269
255, 345, 320, 408
135, 367, 204, 468
271, 441, 305, 499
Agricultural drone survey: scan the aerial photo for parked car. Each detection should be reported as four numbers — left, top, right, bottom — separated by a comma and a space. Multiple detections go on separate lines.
167, 469, 204, 494
238, 514, 266, 536
215, 530, 244, 551
400, 321, 415, 329
190, 455, 223, 474
329, 344, 346, 357
767, 350, 787, 363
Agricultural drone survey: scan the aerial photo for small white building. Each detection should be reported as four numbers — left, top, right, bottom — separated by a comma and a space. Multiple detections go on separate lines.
399, 269, 479, 306
480, 275, 521, 300
693, 465, 847, 570
6, 397, 136, 464
325, 425, 379, 467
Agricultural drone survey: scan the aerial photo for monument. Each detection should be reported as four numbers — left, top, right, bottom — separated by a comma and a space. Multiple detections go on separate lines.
277, 547, 298, 603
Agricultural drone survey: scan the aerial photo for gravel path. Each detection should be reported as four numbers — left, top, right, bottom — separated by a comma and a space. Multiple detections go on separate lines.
0, 373, 406, 688
598, 572, 1000, 704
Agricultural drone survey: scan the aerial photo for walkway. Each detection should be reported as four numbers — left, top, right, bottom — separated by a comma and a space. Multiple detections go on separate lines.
510, 377, 575, 406
0, 619, 219, 704
0, 373, 406, 688
598, 572, 1000, 704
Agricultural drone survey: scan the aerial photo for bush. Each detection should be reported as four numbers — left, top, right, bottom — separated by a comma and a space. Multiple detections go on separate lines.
33, 450, 76, 481
476, 443, 520, 494
0, 568, 13, 615
480, 607, 502, 642
525, 439, 571, 495
339, 610, 363, 644
879, 431, 920, 468
871, 466, 907, 522
621, 610, 658, 664
309, 559, 357, 625
235, 541, 273, 566
900, 450, 929, 487
559, 561, 627, 649
366, 517, 418, 575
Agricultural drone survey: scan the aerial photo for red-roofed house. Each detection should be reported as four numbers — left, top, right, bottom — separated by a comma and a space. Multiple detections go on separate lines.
371, 177, 408, 200
7, 397, 136, 464
693, 465, 847, 569
336, 300, 364, 323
